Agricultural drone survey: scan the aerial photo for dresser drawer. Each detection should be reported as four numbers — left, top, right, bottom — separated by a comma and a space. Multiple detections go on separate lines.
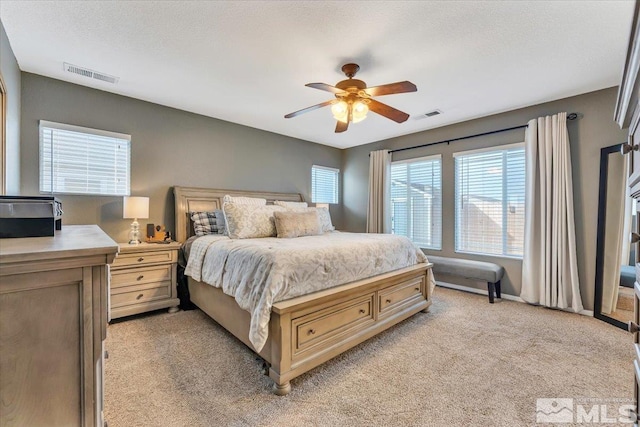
292, 293, 375, 354
110, 283, 171, 307
378, 276, 424, 314
112, 250, 174, 268
111, 265, 172, 289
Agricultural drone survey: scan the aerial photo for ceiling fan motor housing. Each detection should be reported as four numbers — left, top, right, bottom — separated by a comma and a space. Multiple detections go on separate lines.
336, 79, 367, 91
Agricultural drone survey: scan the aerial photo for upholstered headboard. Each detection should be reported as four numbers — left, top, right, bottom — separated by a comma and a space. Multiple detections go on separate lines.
173, 186, 304, 243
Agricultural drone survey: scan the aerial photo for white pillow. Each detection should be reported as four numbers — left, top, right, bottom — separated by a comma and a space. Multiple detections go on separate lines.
223, 195, 267, 205
316, 207, 335, 233
274, 200, 308, 209
223, 203, 285, 239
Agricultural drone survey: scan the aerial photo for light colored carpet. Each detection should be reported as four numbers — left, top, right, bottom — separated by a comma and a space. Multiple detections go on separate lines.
104, 287, 633, 426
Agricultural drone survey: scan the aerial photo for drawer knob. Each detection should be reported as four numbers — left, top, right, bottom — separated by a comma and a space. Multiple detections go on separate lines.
621, 143, 639, 155
137, 275, 144, 281
307, 329, 316, 335
359, 309, 366, 314
136, 293, 144, 300
386, 299, 392, 304
632, 233, 640, 244
629, 321, 640, 334
415, 287, 420, 292
137, 257, 144, 262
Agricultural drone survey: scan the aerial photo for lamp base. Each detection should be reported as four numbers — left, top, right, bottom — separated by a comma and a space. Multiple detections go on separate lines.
128, 219, 141, 245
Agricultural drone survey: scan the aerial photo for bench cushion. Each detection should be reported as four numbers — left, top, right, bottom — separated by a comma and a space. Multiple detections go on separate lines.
427, 255, 505, 283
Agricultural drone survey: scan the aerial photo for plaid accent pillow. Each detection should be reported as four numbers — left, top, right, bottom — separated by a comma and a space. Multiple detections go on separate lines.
213, 209, 227, 235
190, 211, 218, 236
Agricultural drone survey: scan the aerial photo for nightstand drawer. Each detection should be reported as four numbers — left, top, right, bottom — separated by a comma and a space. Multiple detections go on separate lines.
112, 250, 174, 268
111, 265, 172, 289
111, 283, 171, 307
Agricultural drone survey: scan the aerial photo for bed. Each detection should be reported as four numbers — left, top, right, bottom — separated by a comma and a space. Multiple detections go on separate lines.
174, 186, 434, 395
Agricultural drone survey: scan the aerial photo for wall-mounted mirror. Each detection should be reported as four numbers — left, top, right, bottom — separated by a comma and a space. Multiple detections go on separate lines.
595, 143, 635, 329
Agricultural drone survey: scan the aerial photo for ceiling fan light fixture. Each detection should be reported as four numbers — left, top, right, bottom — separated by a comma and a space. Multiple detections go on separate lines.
352, 100, 369, 123
331, 100, 349, 123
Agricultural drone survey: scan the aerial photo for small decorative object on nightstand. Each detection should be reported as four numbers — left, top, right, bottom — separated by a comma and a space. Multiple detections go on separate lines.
110, 241, 181, 319
123, 196, 149, 245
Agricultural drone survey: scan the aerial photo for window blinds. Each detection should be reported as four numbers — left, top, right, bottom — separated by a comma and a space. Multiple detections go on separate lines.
454, 144, 525, 257
312, 165, 339, 204
39, 121, 131, 196
390, 155, 442, 249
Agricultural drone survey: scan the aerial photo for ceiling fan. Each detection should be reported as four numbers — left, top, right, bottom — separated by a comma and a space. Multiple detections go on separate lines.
284, 63, 417, 133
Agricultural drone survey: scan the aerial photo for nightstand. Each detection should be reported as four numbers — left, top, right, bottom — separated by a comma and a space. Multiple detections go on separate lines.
110, 241, 181, 319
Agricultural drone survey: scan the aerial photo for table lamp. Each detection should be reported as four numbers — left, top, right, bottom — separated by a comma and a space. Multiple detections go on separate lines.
123, 196, 149, 244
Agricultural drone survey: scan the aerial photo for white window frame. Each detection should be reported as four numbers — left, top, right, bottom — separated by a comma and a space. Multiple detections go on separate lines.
311, 164, 339, 204
453, 142, 525, 259
390, 154, 442, 250
39, 120, 131, 196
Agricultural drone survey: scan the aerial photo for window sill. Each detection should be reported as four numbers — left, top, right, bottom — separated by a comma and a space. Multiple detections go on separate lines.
454, 250, 523, 261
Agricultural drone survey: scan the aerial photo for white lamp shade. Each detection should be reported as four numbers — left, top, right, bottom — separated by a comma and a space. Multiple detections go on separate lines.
123, 196, 149, 219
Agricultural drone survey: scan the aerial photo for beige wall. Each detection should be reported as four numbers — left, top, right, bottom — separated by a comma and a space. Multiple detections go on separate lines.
0, 20, 20, 194
20, 73, 342, 242
341, 87, 628, 311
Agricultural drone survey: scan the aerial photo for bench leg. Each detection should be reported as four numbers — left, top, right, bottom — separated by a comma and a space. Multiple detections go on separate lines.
495, 280, 501, 299
487, 282, 495, 303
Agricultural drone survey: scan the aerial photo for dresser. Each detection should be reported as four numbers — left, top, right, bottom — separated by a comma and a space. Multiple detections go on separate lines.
110, 241, 181, 319
616, 1, 640, 424
0, 225, 118, 427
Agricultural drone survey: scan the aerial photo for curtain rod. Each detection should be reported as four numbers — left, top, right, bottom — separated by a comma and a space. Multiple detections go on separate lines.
388, 112, 580, 155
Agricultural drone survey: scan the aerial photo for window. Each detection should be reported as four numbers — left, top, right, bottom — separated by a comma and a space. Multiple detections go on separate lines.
312, 165, 339, 204
390, 155, 442, 249
39, 121, 131, 196
454, 143, 525, 257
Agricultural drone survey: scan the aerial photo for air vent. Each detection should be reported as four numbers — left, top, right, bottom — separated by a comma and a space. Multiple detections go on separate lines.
64, 63, 119, 84
424, 110, 443, 117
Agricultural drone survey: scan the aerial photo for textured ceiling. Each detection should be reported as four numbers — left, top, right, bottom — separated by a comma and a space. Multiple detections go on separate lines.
0, 1, 635, 149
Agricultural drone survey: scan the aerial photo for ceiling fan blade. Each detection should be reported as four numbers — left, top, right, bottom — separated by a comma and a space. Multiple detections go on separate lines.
335, 120, 349, 133
364, 81, 417, 97
284, 99, 336, 118
368, 99, 410, 123
306, 83, 346, 94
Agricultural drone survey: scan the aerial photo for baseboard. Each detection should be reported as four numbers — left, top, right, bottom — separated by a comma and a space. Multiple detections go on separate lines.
436, 281, 594, 317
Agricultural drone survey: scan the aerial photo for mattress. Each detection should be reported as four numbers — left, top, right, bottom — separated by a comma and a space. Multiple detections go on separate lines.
184, 232, 433, 351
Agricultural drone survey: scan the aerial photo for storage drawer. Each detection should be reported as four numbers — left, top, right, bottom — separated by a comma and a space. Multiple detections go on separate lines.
111, 265, 172, 289
112, 250, 174, 268
110, 283, 171, 307
379, 276, 424, 314
292, 293, 375, 354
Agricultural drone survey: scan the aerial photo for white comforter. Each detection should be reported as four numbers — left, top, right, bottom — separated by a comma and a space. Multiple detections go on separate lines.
184, 232, 435, 351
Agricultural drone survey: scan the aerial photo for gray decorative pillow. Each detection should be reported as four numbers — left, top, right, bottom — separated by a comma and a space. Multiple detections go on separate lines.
274, 210, 322, 238
190, 211, 218, 236
213, 209, 227, 235
223, 203, 285, 239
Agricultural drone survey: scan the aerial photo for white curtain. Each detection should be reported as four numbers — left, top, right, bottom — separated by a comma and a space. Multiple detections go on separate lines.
602, 155, 630, 314
520, 112, 583, 312
367, 149, 391, 233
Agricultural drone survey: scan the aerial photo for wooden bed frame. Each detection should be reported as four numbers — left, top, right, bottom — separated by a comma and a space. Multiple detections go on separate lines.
174, 186, 433, 395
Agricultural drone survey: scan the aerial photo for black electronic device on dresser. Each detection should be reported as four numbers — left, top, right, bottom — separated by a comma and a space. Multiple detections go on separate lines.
0, 196, 63, 238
